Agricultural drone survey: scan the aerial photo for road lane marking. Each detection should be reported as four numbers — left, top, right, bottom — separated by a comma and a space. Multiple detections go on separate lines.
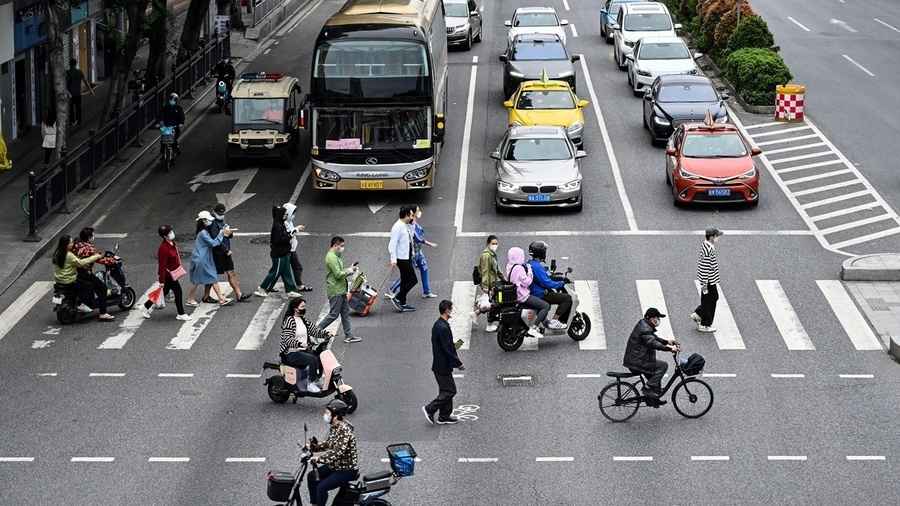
817, 280, 885, 350
264, 48, 272, 55
846, 455, 885, 461
842, 54, 875, 76
315, 298, 341, 336
452, 374, 464, 378
453, 56, 478, 235
770, 373, 805, 378
799, 189, 871, 210
756, 280, 814, 351
763, 141, 827, 155
569, 24, 578, 37
691, 456, 729, 461
0, 457, 34, 462
71, 457, 115, 462
768, 455, 807, 461
748, 125, 812, 138
775, 159, 843, 175
227, 373, 262, 378
536, 457, 574, 462
743, 121, 786, 130
702, 373, 736, 378
157, 373, 194, 378
98, 286, 155, 349
288, 162, 311, 206
793, 180, 862, 197
784, 169, 853, 185
819, 214, 893, 236
635, 280, 674, 340
451, 282, 476, 350
829, 18, 858, 32
277, 0, 324, 37
873, 18, 900, 33
613, 456, 653, 461
575, 280, 605, 350
458, 457, 498, 463
225, 457, 266, 463
756, 133, 820, 146
94, 233, 128, 239
89, 372, 126, 377
567, 373, 604, 378
167, 282, 233, 350
787, 16, 811, 32
839, 374, 874, 379
148, 457, 190, 462
0, 281, 53, 343
235, 296, 286, 350
459, 230, 814, 237
381, 457, 422, 463
562, 0, 570, 10
768, 151, 836, 165
694, 281, 745, 350
578, 54, 637, 230
37, 372, 58, 377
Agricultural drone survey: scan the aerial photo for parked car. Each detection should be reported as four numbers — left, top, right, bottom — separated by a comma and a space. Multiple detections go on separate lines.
505, 6, 568, 46
500, 33, 579, 99
504, 75, 588, 148
642, 74, 728, 146
492, 125, 585, 212
626, 36, 699, 96
444, 0, 482, 50
600, 0, 642, 43
612, 2, 680, 70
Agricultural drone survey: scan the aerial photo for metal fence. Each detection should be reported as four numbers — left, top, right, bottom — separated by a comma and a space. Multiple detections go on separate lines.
26, 35, 231, 241
252, 0, 283, 26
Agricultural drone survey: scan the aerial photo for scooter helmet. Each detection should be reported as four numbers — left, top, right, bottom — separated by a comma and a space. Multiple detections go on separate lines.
169, 92, 179, 102
528, 241, 548, 261
326, 399, 349, 418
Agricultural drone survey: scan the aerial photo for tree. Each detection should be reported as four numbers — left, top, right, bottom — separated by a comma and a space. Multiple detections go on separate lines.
100, 0, 150, 124
177, 0, 212, 63
144, 0, 169, 88
46, 0, 71, 159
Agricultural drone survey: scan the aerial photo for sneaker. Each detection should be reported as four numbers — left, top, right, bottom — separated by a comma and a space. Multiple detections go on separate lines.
436, 415, 460, 425
697, 325, 717, 333
486, 321, 499, 333
384, 291, 395, 300
77, 303, 93, 313
388, 296, 402, 311
237, 293, 252, 302
422, 293, 438, 298
306, 382, 321, 393
98, 313, 115, 321
689, 312, 701, 323
201, 296, 216, 304
526, 326, 543, 338
343, 336, 362, 344
546, 319, 566, 330
400, 304, 416, 313
175, 314, 191, 321
286, 291, 302, 299
421, 406, 435, 425
253, 288, 268, 298
141, 308, 152, 319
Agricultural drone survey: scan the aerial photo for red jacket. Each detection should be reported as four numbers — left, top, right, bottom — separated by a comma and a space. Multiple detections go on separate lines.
157, 240, 182, 283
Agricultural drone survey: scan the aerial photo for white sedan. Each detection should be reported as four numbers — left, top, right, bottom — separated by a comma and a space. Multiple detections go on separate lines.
625, 36, 700, 96
505, 7, 568, 47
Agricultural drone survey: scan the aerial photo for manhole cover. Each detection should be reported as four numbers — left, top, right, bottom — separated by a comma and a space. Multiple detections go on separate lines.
497, 374, 535, 387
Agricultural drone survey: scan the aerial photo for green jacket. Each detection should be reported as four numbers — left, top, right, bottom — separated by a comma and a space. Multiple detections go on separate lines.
54, 251, 101, 285
478, 247, 503, 291
325, 250, 351, 298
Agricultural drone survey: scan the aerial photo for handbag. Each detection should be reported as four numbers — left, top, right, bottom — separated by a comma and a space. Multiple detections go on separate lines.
168, 265, 187, 281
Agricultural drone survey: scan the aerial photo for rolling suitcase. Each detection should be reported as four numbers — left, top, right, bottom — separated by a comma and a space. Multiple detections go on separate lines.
347, 269, 392, 317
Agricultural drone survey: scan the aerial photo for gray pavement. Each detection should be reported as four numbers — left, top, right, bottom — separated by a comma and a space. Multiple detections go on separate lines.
0, 0, 898, 504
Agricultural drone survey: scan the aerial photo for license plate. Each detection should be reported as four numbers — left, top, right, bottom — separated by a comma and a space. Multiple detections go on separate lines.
51, 296, 63, 305
708, 188, 731, 197
527, 194, 551, 202
360, 180, 384, 190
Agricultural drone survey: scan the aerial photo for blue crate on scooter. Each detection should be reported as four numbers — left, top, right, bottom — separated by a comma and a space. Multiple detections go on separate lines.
387, 443, 417, 477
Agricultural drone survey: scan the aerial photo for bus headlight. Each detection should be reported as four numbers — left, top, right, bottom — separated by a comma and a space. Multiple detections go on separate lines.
403, 165, 431, 181
315, 168, 340, 182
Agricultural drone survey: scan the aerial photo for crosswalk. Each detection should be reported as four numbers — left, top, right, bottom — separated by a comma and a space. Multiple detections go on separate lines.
0, 278, 886, 354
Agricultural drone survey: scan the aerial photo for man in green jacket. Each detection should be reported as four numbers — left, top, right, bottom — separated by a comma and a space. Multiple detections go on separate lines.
477, 235, 503, 332
317, 236, 362, 343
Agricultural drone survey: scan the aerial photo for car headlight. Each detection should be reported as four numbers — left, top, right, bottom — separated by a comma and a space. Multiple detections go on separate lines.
557, 70, 574, 78
315, 167, 341, 182
624, 40, 635, 48
636, 68, 652, 77
560, 179, 581, 191
678, 167, 700, 179
510, 120, 525, 126
653, 115, 670, 125
454, 23, 469, 33
403, 165, 431, 181
508, 70, 525, 78
740, 166, 757, 179
497, 180, 517, 192
566, 122, 584, 135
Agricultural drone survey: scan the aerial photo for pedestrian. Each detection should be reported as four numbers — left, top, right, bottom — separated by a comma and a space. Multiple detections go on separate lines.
506, 246, 548, 337
254, 205, 302, 298
41, 109, 57, 165
387, 205, 418, 312
476, 235, 503, 332
142, 225, 190, 321
422, 299, 464, 425
283, 202, 313, 292
66, 58, 94, 127
690, 228, 723, 333
206, 203, 251, 303
187, 211, 232, 307
317, 236, 362, 344
388, 205, 437, 299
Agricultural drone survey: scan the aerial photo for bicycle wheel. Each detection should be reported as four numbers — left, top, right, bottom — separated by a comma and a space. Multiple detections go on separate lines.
598, 381, 641, 422
671, 377, 714, 419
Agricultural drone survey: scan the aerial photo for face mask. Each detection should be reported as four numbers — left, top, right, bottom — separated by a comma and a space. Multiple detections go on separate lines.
489, 244, 498, 252
166, 231, 175, 241
337, 246, 345, 254
202, 219, 211, 227
214, 213, 224, 221
169, 100, 176, 106
415, 211, 422, 219
323, 412, 332, 424
297, 307, 306, 316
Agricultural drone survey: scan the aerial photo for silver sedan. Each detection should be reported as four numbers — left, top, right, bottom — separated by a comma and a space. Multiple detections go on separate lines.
492, 125, 585, 212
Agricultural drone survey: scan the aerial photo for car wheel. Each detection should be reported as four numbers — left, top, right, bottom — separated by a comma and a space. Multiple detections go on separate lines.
464, 30, 472, 50
474, 26, 482, 43
503, 82, 513, 100
642, 110, 648, 129
666, 169, 672, 186
616, 47, 626, 70
748, 197, 760, 208
572, 198, 583, 213
627, 69, 633, 87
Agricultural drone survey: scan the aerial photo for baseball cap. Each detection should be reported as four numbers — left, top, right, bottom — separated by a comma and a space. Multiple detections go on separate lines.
213, 203, 226, 215
197, 210, 214, 222
644, 307, 666, 319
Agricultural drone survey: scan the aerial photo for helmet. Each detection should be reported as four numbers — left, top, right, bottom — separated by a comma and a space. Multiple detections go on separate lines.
169, 92, 179, 101
326, 398, 349, 417
528, 241, 548, 261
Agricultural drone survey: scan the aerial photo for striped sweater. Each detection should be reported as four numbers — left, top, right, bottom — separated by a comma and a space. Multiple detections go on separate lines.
697, 240, 720, 286
280, 315, 328, 355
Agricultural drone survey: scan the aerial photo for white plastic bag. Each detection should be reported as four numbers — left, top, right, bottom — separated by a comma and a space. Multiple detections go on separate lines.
476, 292, 491, 312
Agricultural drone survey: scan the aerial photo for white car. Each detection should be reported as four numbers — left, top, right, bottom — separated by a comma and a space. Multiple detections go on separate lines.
626, 36, 699, 96
505, 7, 568, 47
612, 2, 681, 70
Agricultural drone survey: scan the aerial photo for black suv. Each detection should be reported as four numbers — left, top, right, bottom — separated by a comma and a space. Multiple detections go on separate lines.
500, 33, 579, 98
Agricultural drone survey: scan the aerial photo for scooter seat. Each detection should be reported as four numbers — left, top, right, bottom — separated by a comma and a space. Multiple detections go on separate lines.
606, 371, 641, 378
363, 470, 392, 482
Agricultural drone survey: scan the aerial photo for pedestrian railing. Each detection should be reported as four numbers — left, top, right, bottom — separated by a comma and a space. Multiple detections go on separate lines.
25, 35, 231, 242
252, 0, 282, 27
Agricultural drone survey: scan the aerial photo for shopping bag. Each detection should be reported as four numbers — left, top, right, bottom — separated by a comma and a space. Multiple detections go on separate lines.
476, 292, 491, 312
147, 283, 163, 306
168, 265, 187, 281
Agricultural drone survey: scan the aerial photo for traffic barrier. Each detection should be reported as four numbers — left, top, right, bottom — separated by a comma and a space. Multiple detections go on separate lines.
775, 84, 805, 122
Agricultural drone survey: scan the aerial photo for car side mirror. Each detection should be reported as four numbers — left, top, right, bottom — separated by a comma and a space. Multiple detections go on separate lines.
499, 54, 508, 62
571, 55, 581, 62
577, 99, 589, 108
751, 147, 762, 156
666, 147, 677, 156
720, 93, 730, 101
674, 23, 683, 30
625, 53, 634, 61
575, 150, 587, 159
503, 100, 513, 108
610, 22, 620, 31
490, 151, 501, 160
504, 20, 512, 27
560, 19, 569, 26
693, 52, 703, 59
643, 91, 653, 101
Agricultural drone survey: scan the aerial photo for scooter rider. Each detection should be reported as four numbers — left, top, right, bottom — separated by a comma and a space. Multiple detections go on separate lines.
280, 297, 331, 393
527, 241, 572, 331
214, 57, 236, 93
308, 399, 360, 506
161, 92, 185, 154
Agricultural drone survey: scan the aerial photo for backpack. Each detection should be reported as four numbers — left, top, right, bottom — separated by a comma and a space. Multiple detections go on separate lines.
681, 353, 705, 376
472, 265, 481, 286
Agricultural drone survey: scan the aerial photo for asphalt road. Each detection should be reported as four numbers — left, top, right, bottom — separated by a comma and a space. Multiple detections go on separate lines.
0, 0, 898, 504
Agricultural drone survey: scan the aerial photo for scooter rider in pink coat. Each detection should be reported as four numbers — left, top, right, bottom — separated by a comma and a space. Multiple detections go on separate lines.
505, 246, 550, 337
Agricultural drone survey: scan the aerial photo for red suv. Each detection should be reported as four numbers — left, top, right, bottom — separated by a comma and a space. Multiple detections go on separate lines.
665, 122, 762, 207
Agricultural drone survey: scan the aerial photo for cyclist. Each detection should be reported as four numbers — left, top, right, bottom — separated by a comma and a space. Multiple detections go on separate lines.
526, 241, 571, 330
161, 92, 185, 154
214, 57, 236, 93
623, 308, 679, 407
308, 399, 359, 506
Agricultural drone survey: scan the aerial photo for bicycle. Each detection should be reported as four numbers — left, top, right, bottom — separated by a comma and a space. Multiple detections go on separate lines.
159, 125, 177, 172
598, 351, 713, 422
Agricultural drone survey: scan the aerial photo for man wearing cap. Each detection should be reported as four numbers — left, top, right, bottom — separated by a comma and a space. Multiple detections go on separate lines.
690, 228, 723, 333
207, 203, 251, 303
623, 308, 679, 406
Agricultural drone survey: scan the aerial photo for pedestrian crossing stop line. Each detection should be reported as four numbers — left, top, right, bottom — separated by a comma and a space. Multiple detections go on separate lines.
235, 296, 286, 350
0, 281, 52, 343
816, 281, 883, 351
756, 280, 814, 351
99, 287, 155, 349
167, 283, 233, 350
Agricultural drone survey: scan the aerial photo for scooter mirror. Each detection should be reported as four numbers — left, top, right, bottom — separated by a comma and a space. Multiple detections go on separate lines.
567, 267, 573, 274
550, 259, 557, 272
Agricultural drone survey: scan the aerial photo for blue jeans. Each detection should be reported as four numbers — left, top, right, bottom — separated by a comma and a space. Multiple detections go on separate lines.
308, 464, 357, 506
391, 251, 430, 295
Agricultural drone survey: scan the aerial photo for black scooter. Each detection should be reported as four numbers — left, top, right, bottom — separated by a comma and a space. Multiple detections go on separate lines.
52, 246, 136, 324
214, 79, 231, 114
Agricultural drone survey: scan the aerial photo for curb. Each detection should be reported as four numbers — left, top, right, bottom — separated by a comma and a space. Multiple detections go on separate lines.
840, 254, 900, 281
889, 336, 900, 362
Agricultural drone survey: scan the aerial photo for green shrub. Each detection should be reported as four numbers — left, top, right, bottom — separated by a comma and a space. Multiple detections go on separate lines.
724, 48, 792, 106
713, 4, 754, 61
680, 0, 699, 20
726, 15, 775, 54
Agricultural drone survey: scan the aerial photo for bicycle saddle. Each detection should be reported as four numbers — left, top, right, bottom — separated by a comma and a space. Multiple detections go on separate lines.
606, 371, 640, 378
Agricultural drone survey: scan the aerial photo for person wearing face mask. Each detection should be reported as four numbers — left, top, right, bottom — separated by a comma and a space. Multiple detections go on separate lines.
207, 203, 251, 303
307, 399, 359, 506
280, 297, 330, 392
282, 202, 313, 293
476, 235, 503, 332
387, 205, 419, 312
143, 225, 190, 320
318, 236, 361, 344
72, 226, 127, 300
623, 308, 679, 407
690, 228, 724, 333
388, 205, 437, 300
255, 205, 302, 299
422, 300, 464, 425
161, 92, 185, 154
187, 211, 232, 307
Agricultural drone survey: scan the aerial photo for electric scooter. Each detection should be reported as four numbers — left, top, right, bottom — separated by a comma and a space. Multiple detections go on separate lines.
52, 245, 136, 324
263, 335, 358, 413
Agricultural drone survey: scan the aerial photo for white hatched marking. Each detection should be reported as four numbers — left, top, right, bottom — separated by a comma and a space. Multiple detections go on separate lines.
31, 340, 54, 349
819, 214, 893, 236
801, 190, 872, 210
458, 457, 498, 463
787, 16, 811, 32
775, 159, 843, 174
569, 24, 578, 37
613, 456, 653, 461
635, 280, 674, 340
830, 227, 900, 249
768, 151, 836, 165
0, 457, 34, 462
99, 286, 155, 349
575, 280, 605, 350
702, 373, 736, 378
71, 457, 115, 462
810, 202, 881, 222
148, 457, 190, 462
756, 281, 814, 350
536, 456, 574, 462
451, 282, 476, 350
756, 133, 820, 146
768, 455, 807, 461
691, 455, 729, 461
842, 54, 875, 77
792, 179, 862, 197
167, 283, 233, 350
763, 142, 826, 155
874, 18, 900, 33
0, 281, 53, 343
784, 169, 852, 185
846, 455, 885, 461
235, 296, 286, 350
749, 125, 811, 138
742, 121, 785, 130
817, 280, 882, 350
693, 281, 745, 350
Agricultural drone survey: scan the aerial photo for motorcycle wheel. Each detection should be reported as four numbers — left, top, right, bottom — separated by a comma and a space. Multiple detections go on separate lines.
119, 287, 136, 310
496, 323, 523, 352
338, 390, 358, 414
267, 377, 291, 404
57, 306, 77, 325
567, 313, 591, 341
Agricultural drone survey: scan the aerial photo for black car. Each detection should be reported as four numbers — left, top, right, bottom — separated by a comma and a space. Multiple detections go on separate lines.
500, 34, 579, 99
642, 75, 729, 146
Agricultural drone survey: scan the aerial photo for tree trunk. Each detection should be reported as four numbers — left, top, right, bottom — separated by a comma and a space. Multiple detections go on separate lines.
100, 0, 150, 124
46, 1, 69, 158
178, 0, 212, 63
144, 0, 169, 88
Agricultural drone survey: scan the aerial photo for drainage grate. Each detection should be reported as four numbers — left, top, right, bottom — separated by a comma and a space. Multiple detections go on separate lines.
497, 374, 535, 387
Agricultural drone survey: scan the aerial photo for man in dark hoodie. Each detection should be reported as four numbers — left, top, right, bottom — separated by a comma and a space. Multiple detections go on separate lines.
623, 308, 679, 407
254, 205, 302, 298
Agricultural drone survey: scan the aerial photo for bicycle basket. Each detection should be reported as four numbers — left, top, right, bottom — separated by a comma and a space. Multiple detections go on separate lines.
159, 126, 175, 143
681, 353, 705, 376
386, 443, 417, 477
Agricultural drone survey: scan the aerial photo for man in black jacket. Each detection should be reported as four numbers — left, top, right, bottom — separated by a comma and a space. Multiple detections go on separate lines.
623, 308, 679, 406
422, 300, 464, 425
254, 206, 301, 298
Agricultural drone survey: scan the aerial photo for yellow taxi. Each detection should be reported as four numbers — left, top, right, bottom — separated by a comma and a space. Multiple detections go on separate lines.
503, 73, 588, 148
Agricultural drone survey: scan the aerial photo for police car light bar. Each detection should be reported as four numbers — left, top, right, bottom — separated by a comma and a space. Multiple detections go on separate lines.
240, 72, 284, 82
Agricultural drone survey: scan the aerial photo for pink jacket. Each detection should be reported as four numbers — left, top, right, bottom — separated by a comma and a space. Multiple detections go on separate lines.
505, 247, 532, 303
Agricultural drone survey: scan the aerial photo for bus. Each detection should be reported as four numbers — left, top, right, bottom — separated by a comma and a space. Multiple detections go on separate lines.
307, 0, 448, 190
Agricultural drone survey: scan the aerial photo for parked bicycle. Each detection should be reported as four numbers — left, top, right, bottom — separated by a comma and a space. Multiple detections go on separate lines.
598, 350, 713, 422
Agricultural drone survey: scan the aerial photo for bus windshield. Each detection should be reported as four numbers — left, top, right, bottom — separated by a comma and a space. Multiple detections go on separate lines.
315, 107, 431, 151
313, 40, 431, 98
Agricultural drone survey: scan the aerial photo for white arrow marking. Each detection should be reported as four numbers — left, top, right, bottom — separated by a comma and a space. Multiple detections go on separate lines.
830, 18, 858, 32
188, 169, 258, 211
368, 201, 388, 214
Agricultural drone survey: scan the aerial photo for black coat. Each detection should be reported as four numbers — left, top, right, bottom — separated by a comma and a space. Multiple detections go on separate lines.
623, 319, 669, 373
431, 318, 462, 375
269, 206, 292, 258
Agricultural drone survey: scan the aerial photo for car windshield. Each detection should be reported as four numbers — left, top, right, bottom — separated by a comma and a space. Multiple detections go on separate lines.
444, 3, 469, 17
658, 83, 718, 102
511, 40, 567, 60
504, 138, 571, 161
233, 98, 285, 130
624, 12, 672, 31
608, 1, 631, 16
515, 13, 558, 27
516, 90, 575, 109
682, 133, 747, 158
639, 42, 690, 60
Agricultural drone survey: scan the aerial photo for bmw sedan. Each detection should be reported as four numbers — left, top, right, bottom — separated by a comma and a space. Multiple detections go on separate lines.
642, 75, 729, 146
492, 125, 585, 211
500, 34, 580, 99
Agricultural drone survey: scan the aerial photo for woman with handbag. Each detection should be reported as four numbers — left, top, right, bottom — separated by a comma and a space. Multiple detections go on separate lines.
142, 225, 190, 320
187, 211, 232, 306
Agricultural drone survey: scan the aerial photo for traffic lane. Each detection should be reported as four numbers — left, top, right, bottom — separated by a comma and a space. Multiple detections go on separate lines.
753, 0, 900, 39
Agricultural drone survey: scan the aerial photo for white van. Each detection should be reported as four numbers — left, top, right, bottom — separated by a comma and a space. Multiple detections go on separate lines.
612, 2, 681, 70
